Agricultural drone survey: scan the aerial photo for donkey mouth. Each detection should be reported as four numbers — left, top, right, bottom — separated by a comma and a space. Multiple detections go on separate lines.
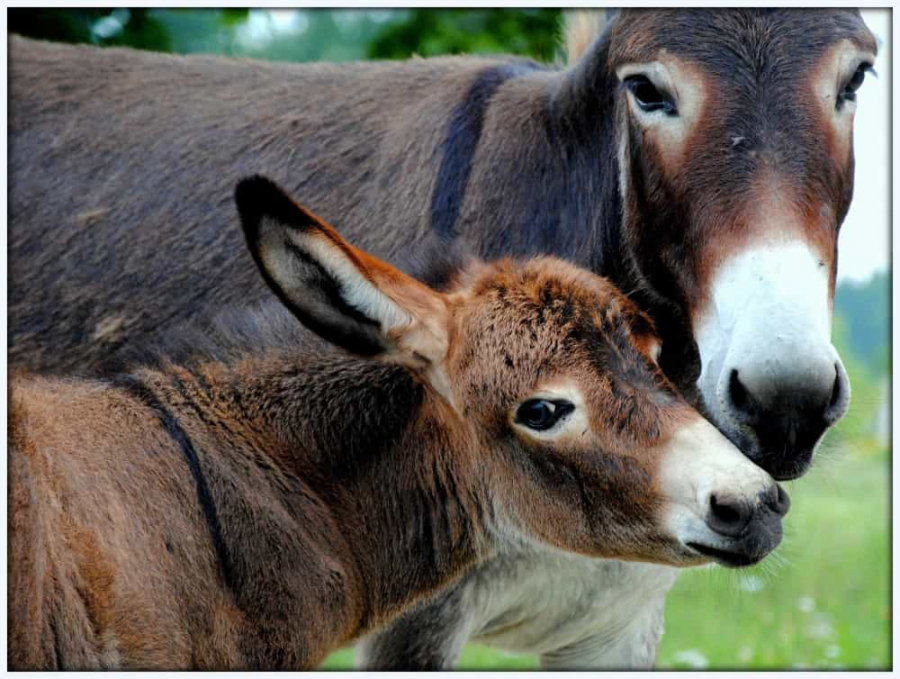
763, 451, 814, 482
686, 542, 766, 569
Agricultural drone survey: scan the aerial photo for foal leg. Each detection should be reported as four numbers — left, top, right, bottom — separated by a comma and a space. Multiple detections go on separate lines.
356, 582, 472, 670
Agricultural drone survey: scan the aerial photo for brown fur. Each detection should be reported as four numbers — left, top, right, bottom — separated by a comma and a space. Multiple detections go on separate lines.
606, 10, 875, 316
8, 186, 705, 670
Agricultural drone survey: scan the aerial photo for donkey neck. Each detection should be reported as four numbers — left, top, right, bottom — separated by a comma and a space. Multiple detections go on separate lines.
134, 350, 489, 639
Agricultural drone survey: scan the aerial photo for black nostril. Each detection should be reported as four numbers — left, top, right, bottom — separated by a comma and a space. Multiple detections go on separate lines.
707, 493, 752, 537
766, 484, 791, 517
828, 363, 844, 410
711, 494, 741, 523
728, 369, 760, 424
728, 370, 749, 411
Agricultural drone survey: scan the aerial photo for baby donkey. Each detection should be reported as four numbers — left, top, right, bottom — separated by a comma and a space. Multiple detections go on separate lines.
8, 177, 788, 669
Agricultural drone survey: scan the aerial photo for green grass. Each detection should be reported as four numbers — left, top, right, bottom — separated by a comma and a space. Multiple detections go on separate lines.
657, 446, 890, 670
322, 447, 890, 670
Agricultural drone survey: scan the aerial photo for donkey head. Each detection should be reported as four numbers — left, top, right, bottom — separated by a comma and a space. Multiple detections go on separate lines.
576, 9, 877, 479
235, 175, 788, 568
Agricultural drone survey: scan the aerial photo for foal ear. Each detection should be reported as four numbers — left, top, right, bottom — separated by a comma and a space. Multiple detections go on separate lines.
235, 176, 450, 367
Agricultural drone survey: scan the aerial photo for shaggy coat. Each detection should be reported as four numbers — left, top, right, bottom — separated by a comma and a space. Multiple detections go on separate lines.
8, 177, 785, 669
8, 9, 870, 670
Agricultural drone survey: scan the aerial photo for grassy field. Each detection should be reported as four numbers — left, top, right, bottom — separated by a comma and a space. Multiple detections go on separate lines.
322, 446, 890, 670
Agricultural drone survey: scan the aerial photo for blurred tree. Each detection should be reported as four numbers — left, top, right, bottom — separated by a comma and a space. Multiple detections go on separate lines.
833, 271, 890, 373
366, 9, 563, 62
829, 272, 891, 450
8, 9, 563, 64
828, 273, 890, 447
235, 11, 388, 63
105, 9, 173, 52
9, 8, 252, 55
148, 9, 242, 56
9, 8, 173, 51
829, 310, 886, 448
9, 8, 109, 45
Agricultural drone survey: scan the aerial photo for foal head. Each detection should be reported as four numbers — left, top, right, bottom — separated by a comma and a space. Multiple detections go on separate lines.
236, 175, 787, 568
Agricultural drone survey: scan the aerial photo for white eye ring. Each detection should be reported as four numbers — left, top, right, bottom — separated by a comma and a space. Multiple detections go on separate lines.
617, 62, 681, 121
623, 74, 678, 116
510, 385, 589, 442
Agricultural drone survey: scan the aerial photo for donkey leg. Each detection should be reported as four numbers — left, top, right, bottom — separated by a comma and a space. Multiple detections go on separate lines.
355, 581, 472, 670
538, 594, 668, 670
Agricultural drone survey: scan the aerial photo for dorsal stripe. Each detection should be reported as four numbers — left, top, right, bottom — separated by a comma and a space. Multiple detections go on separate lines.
109, 374, 236, 594
429, 62, 540, 241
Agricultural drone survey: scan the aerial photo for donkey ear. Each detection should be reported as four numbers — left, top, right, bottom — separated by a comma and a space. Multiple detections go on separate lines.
555, 11, 616, 127
235, 176, 449, 367
562, 9, 616, 64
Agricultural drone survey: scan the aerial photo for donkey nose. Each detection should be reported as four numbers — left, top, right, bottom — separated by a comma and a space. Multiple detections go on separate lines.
723, 354, 849, 473
705, 484, 789, 538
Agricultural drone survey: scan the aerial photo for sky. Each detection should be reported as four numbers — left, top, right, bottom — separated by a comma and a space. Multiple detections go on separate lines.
838, 9, 891, 283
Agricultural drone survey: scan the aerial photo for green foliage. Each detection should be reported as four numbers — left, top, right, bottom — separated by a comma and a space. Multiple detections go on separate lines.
8, 9, 564, 65
232, 11, 391, 63
7, 8, 234, 54
109, 10, 172, 53
827, 274, 890, 449
219, 9, 250, 28
834, 271, 890, 373
366, 9, 563, 62
9, 8, 108, 45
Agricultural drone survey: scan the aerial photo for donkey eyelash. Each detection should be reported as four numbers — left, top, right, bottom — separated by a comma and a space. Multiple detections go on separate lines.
837, 62, 875, 108
622, 74, 678, 117
514, 399, 576, 432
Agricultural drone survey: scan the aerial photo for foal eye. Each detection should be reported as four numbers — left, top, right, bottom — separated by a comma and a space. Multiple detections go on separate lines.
515, 399, 575, 431
623, 75, 677, 116
837, 63, 874, 108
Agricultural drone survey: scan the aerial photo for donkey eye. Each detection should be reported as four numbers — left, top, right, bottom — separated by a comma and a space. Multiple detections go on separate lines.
623, 75, 677, 116
837, 63, 873, 108
515, 399, 575, 431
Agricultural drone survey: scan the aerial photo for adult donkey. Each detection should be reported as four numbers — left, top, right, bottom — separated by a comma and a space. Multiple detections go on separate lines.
9, 8, 875, 668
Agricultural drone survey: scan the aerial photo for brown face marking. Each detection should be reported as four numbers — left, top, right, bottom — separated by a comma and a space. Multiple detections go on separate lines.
687, 167, 837, 315
616, 54, 710, 178
599, 12, 874, 475
607, 9, 877, 320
